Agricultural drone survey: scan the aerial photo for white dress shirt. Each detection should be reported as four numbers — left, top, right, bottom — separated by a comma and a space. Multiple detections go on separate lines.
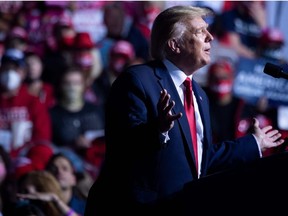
162, 59, 204, 177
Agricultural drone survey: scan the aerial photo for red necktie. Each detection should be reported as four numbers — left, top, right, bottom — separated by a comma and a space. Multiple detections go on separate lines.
183, 77, 198, 172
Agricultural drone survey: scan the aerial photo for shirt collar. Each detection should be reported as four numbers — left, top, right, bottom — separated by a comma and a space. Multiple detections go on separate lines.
162, 59, 193, 88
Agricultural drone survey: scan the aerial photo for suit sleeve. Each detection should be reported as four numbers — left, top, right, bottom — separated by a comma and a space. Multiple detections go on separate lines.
194, 83, 261, 175
206, 134, 261, 174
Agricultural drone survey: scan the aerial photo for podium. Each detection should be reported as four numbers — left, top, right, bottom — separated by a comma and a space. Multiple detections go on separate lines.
84, 152, 288, 216
181, 151, 288, 215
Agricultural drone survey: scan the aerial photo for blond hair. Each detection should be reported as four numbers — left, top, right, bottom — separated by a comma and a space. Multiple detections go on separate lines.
150, 5, 211, 60
18, 170, 65, 216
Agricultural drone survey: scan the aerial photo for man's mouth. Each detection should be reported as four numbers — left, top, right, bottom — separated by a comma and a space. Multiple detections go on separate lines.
204, 48, 210, 54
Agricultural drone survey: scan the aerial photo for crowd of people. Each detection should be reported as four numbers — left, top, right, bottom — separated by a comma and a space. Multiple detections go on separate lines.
0, 1, 287, 216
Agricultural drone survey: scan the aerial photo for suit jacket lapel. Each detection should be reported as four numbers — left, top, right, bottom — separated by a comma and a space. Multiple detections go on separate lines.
192, 79, 210, 166
192, 80, 209, 140
153, 61, 197, 167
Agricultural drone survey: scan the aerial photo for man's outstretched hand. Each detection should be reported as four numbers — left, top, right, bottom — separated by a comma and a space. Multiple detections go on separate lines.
252, 118, 285, 153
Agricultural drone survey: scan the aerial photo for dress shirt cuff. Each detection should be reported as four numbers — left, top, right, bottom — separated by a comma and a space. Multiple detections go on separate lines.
252, 134, 262, 158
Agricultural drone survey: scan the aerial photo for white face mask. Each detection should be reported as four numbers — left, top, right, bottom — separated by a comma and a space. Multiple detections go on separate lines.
0, 69, 21, 91
62, 84, 84, 102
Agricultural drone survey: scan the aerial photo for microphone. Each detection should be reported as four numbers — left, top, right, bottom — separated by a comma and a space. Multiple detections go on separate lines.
263, 62, 288, 79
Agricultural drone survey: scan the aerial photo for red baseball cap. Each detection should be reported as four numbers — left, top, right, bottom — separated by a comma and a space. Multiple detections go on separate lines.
74, 32, 94, 49
110, 40, 135, 60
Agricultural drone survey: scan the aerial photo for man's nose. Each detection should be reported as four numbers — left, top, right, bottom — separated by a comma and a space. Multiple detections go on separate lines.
206, 30, 214, 42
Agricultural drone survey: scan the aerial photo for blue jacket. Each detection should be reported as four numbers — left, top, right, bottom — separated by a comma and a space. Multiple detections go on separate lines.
85, 60, 260, 215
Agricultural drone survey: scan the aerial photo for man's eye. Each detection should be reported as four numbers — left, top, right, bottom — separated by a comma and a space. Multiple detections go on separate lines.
195, 29, 204, 35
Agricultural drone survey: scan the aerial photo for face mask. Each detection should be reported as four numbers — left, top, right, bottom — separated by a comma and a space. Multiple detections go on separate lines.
76, 52, 93, 70
210, 80, 233, 99
110, 58, 127, 75
62, 84, 83, 102
0, 69, 21, 91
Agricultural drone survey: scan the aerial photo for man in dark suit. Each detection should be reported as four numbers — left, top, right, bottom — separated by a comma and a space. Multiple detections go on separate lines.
85, 5, 284, 215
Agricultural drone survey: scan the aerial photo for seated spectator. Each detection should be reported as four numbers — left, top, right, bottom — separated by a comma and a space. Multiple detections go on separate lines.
92, 40, 139, 115
99, 2, 149, 70
24, 52, 56, 109
205, 59, 245, 143
16, 170, 80, 216
206, 58, 280, 152
0, 48, 51, 158
216, 1, 267, 59
73, 32, 103, 88
46, 153, 88, 215
49, 67, 105, 173
4, 26, 28, 53
72, 32, 104, 106
0, 14, 10, 56
0, 145, 16, 216
103, 39, 136, 83
42, 13, 76, 87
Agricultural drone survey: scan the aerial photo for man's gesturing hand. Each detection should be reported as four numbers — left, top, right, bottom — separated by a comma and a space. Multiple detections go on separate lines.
252, 118, 285, 152
157, 89, 182, 133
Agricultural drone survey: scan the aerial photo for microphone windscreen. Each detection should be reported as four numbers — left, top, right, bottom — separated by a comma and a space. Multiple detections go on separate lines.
263, 62, 282, 78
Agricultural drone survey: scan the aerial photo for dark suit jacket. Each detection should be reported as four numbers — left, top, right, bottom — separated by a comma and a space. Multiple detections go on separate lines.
85, 60, 260, 215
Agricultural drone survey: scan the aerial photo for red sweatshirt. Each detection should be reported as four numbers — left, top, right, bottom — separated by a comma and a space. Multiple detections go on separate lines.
0, 85, 51, 157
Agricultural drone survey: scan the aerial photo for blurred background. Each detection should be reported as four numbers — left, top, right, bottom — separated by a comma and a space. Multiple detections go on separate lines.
0, 1, 287, 215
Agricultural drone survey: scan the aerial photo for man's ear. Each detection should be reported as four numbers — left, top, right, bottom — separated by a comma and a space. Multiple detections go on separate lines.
167, 38, 181, 54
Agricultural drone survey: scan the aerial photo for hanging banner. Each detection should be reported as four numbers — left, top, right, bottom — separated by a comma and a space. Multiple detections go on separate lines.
233, 57, 288, 107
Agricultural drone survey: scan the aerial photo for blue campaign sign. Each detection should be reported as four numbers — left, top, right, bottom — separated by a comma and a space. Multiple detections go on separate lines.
233, 57, 288, 107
